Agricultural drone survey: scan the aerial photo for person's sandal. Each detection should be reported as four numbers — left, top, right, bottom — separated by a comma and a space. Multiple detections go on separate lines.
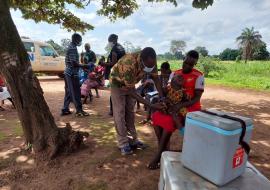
147, 163, 160, 170
76, 111, 90, 117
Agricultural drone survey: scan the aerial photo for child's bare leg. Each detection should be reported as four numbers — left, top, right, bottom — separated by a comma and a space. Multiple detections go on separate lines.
148, 129, 172, 169
153, 125, 162, 144
95, 88, 100, 98
89, 90, 93, 102
172, 114, 183, 129
8, 98, 15, 108
83, 96, 88, 104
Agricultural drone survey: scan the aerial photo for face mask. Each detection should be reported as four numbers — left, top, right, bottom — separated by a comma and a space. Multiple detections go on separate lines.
142, 61, 155, 73
108, 42, 114, 48
77, 41, 82, 47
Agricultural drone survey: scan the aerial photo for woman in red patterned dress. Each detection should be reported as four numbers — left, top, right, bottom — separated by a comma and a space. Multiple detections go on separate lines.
148, 50, 205, 169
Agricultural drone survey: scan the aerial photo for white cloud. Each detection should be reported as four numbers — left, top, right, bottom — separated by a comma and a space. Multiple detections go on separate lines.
10, 0, 270, 54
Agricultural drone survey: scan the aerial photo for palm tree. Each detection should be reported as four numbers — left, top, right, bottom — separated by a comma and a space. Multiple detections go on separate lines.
236, 27, 262, 63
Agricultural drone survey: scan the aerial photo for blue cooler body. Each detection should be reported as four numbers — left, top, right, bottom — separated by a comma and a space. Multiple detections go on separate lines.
181, 109, 253, 186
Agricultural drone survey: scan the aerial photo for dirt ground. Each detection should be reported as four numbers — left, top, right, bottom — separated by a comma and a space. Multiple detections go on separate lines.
0, 77, 270, 190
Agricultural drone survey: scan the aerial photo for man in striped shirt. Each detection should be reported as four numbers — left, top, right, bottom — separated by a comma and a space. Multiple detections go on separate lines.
61, 33, 89, 117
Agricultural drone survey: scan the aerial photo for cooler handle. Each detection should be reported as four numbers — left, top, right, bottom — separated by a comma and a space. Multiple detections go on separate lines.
201, 110, 251, 155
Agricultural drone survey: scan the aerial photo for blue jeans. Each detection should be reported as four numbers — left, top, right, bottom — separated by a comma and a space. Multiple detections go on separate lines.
62, 75, 82, 113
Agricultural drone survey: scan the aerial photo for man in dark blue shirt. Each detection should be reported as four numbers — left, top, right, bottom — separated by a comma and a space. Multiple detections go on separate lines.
61, 33, 89, 117
105, 34, 126, 116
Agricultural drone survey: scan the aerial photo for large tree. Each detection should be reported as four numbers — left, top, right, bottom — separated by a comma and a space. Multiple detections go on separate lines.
252, 42, 270, 60
170, 40, 186, 55
219, 48, 241, 61
236, 27, 263, 63
0, 0, 214, 158
195, 46, 209, 57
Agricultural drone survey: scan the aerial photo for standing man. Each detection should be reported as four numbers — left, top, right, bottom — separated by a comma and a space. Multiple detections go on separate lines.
110, 47, 165, 155
83, 43, 97, 71
105, 34, 126, 116
61, 33, 89, 117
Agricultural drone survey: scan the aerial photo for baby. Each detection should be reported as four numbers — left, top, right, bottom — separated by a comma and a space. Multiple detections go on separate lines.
161, 74, 188, 129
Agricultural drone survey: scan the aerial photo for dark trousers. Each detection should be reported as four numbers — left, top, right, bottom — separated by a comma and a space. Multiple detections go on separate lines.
110, 96, 113, 113
62, 75, 82, 113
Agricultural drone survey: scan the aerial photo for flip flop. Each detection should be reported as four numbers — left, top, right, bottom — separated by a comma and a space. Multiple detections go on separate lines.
147, 162, 160, 170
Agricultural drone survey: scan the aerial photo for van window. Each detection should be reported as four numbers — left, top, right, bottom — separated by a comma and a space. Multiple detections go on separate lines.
23, 42, 35, 52
40, 46, 57, 56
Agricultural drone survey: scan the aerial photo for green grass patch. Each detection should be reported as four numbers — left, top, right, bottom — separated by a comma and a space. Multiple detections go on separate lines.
158, 59, 270, 91
77, 181, 108, 190
13, 123, 23, 136
0, 131, 6, 141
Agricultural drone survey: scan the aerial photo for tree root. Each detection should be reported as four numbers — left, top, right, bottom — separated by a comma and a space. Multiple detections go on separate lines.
48, 123, 89, 159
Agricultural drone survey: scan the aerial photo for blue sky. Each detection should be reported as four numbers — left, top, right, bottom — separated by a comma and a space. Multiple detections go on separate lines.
11, 0, 270, 55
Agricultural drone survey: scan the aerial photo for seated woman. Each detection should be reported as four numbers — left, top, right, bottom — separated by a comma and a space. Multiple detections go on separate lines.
81, 57, 105, 103
0, 76, 15, 111
148, 50, 204, 170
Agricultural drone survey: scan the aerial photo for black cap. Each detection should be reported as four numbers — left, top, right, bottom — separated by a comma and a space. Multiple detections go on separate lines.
108, 34, 118, 42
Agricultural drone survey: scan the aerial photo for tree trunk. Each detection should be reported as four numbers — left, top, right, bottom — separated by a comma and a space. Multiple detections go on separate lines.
0, 0, 88, 158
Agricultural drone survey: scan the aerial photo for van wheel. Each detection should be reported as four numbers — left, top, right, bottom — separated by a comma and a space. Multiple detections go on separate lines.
58, 73, 65, 78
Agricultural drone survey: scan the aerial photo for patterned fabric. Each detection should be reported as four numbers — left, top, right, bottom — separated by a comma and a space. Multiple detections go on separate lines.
110, 53, 158, 88
0, 76, 5, 87
64, 42, 79, 77
166, 86, 187, 116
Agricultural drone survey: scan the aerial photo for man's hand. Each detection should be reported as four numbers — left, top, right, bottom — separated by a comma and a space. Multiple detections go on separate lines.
151, 102, 167, 110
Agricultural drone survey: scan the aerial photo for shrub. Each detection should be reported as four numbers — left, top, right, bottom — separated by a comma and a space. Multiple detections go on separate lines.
196, 57, 225, 77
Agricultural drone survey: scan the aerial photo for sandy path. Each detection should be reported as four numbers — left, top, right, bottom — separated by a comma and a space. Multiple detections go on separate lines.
0, 77, 269, 189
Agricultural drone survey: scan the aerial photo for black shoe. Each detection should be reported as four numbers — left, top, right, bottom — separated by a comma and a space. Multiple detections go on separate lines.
61, 110, 72, 116
76, 111, 90, 117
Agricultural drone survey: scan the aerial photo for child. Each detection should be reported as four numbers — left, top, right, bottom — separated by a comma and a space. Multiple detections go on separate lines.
0, 76, 15, 110
140, 61, 172, 124
136, 73, 156, 111
159, 61, 172, 91
161, 74, 188, 129
148, 74, 188, 169
80, 57, 105, 103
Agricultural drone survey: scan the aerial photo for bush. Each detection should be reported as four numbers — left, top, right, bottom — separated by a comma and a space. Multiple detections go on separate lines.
196, 57, 225, 77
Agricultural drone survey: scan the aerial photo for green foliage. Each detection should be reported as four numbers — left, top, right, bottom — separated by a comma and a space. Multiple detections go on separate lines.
236, 27, 263, 61
9, 0, 215, 32
195, 46, 209, 57
196, 57, 225, 77
252, 42, 270, 60
192, 0, 214, 10
219, 48, 241, 61
158, 58, 270, 91
10, 0, 93, 32
158, 52, 184, 61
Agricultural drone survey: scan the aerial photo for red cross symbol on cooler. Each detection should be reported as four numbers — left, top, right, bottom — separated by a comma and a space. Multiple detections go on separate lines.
232, 147, 245, 168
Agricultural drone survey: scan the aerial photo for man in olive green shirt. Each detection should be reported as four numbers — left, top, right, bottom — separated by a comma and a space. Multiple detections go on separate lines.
110, 47, 165, 155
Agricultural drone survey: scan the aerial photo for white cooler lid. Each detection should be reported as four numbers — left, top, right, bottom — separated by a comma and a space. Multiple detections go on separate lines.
186, 109, 253, 131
